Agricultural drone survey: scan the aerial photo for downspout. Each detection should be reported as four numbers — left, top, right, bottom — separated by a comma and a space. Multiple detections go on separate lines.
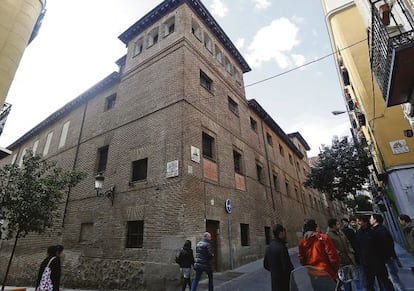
62, 101, 88, 227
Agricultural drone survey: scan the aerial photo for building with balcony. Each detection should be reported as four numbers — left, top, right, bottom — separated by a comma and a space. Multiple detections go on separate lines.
0, 0, 333, 289
321, 0, 414, 241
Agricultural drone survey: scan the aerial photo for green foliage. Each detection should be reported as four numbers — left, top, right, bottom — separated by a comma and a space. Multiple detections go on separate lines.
304, 136, 371, 201
345, 195, 373, 211
0, 151, 85, 239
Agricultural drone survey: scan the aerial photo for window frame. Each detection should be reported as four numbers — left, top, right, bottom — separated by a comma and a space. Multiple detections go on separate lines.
104, 94, 117, 111
228, 96, 239, 116
256, 163, 264, 183
126, 220, 144, 248
200, 70, 213, 92
233, 149, 243, 174
131, 158, 148, 182
97, 145, 109, 174
202, 132, 215, 161
240, 223, 250, 246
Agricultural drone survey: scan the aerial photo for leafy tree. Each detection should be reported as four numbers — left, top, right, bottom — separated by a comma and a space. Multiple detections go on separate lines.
304, 136, 371, 202
0, 152, 85, 290
345, 194, 373, 211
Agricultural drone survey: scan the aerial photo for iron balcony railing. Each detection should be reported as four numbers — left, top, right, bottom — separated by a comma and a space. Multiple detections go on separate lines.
370, 0, 414, 106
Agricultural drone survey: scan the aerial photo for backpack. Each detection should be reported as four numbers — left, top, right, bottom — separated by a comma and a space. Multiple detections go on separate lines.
37, 257, 55, 291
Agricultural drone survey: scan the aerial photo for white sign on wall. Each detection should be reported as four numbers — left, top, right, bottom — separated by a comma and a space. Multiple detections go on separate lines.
191, 146, 200, 163
166, 160, 179, 178
389, 139, 410, 155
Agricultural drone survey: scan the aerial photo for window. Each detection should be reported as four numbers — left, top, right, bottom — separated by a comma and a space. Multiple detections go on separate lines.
240, 223, 250, 246
215, 45, 223, 64
202, 132, 215, 160
228, 96, 239, 115
163, 16, 175, 36
18, 148, 27, 167
279, 144, 284, 156
233, 150, 243, 174
132, 158, 148, 181
295, 188, 299, 200
256, 164, 263, 183
200, 70, 212, 92
234, 70, 241, 84
191, 19, 202, 40
265, 226, 272, 245
224, 57, 233, 75
204, 33, 213, 53
32, 140, 39, 155
43, 131, 53, 156
147, 27, 159, 47
134, 38, 144, 56
105, 94, 116, 111
266, 133, 273, 146
285, 182, 290, 196
97, 145, 109, 173
79, 222, 94, 243
58, 121, 70, 148
273, 174, 279, 191
288, 153, 293, 165
126, 220, 144, 248
250, 117, 257, 132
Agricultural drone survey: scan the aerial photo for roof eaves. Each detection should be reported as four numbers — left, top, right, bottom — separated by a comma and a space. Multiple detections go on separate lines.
288, 132, 311, 151
8, 72, 120, 150
248, 99, 304, 159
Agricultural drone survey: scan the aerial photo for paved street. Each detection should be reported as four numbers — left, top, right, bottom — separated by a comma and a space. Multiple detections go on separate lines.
4, 244, 414, 291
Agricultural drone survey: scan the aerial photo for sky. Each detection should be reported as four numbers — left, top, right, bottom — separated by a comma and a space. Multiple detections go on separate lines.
1, 0, 351, 157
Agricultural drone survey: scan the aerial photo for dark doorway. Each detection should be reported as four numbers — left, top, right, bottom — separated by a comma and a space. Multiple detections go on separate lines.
206, 220, 219, 270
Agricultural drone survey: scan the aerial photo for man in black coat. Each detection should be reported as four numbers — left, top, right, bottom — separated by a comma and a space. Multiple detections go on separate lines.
264, 224, 294, 291
191, 232, 214, 291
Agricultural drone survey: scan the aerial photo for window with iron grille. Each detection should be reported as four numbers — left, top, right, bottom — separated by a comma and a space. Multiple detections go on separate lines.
233, 150, 243, 174
250, 117, 257, 132
105, 94, 116, 111
200, 70, 212, 92
228, 96, 239, 115
126, 220, 144, 248
97, 145, 109, 173
256, 164, 263, 183
202, 132, 215, 160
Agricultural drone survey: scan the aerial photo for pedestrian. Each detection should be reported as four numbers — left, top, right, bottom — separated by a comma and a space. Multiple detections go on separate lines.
191, 232, 214, 291
175, 240, 195, 291
35, 245, 64, 291
355, 214, 394, 291
327, 218, 356, 291
398, 214, 414, 255
371, 214, 405, 291
264, 224, 294, 291
298, 219, 340, 280
341, 217, 357, 250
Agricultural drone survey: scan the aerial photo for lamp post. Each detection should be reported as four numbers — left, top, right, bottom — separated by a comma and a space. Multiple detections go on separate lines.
331, 110, 349, 116
95, 173, 115, 205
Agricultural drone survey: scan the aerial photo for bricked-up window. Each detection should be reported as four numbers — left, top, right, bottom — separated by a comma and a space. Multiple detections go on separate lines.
233, 150, 243, 174
132, 158, 148, 181
256, 164, 263, 183
240, 223, 250, 246
266, 133, 273, 146
273, 174, 279, 191
126, 220, 144, 248
200, 70, 212, 92
265, 226, 272, 245
104, 94, 116, 111
228, 96, 239, 115
97, 145, 109, 173
202, 132, 215, 160
250, 117, 257, 132
79, 222, 94, 243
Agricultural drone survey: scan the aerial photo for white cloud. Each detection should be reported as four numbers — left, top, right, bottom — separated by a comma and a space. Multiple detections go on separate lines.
292, 54, 306, 67
245, 18, 301, 68
235, 38, 245, 50
210, 0, 228, 18
253, 0, 271, 9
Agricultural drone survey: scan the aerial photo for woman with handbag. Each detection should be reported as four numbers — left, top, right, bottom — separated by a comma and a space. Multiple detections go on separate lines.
35, 245, 64, 291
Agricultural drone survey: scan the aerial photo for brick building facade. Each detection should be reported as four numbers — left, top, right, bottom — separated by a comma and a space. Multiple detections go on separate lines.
0, 0, 340, 289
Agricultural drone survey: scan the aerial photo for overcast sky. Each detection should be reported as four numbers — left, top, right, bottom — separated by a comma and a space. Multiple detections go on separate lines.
1, 0, 351, 156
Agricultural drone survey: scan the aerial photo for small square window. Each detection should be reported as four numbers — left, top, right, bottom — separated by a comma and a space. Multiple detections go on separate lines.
202, 132, 215, 160
132, 158, 148, 182
241, 223, 250, 246
250, 117, 257, 132
126, 220, 144, 248
200, 70, 212, 92
233, 150, 243, 174
105, 94, 116, 111
228, 96, 239, 115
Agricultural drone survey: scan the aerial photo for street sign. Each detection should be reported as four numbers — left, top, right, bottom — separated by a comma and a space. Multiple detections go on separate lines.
225, 199, 232, 214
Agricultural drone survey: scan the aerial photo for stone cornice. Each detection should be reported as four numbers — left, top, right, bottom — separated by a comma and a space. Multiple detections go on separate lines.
118, 0, 251, 73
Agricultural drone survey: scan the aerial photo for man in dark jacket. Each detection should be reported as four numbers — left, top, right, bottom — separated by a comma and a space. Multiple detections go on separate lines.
191, 232, 214, 291
264, 224, 294, 291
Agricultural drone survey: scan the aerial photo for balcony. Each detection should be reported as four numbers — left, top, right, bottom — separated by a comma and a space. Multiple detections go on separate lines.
370, 0, 414, 107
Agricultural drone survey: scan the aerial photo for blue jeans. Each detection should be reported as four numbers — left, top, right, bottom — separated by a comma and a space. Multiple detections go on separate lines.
386, 258, 406, 291
191, 269, 213, 291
